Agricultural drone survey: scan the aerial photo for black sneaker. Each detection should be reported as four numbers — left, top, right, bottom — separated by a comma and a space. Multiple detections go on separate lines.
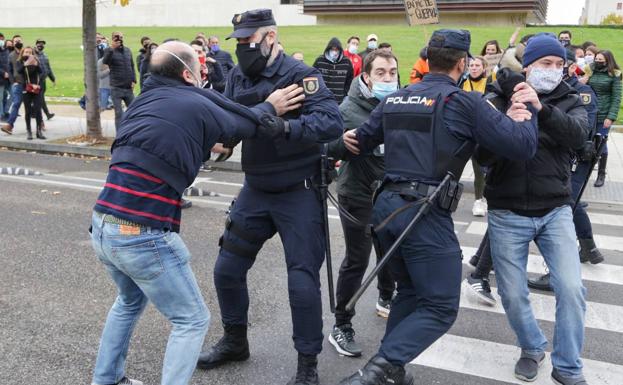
181, 198, 192, 209
551, 368, 589, 385
286, 353, 319, 385
528, 273, 553, 291
376, 297, 391, 318
329, 324, 362, 357
464, 275, 496, 305
47, 112, 55, 120
515, 350, 545, 382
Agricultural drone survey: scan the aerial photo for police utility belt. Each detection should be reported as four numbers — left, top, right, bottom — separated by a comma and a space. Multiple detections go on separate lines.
383, 179, 463, 213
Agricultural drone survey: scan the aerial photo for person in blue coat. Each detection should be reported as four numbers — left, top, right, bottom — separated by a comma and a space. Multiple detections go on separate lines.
337, 29, 540, 385
196, 8, 343, 385
528, 49, 604, 291
89, 41, 291, 385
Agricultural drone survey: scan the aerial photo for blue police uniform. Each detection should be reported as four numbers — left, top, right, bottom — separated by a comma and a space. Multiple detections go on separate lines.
340, 30, 539, 383
210, 9, 342, 360
566, 76, 597, 238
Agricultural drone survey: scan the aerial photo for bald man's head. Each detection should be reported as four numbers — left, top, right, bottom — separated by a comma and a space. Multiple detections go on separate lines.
149, 41, 201, 86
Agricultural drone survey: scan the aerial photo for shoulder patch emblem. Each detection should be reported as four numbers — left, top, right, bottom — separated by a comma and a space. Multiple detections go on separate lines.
303, 77, 319, 95
580, 93, 591, 105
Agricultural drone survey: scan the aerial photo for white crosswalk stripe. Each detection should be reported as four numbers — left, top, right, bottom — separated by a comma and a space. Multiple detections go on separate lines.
407, 214, 623, 384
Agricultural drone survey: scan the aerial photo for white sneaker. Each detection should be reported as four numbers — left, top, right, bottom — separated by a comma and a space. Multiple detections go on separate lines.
472, 199, 487, 217
92, 377, 143, 385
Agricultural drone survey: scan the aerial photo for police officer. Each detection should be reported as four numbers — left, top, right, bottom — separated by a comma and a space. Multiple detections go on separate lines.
196, 9, 343, 385
528, 48, 604, 291
338, 29, 540, 385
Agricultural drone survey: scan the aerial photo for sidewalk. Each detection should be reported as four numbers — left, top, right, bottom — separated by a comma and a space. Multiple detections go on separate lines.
1, 104, 622, 203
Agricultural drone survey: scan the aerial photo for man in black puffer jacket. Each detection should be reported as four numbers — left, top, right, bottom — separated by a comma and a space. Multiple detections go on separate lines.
476, 34, 591, 385
313, 37, 354, 103
102, 31, 137, 131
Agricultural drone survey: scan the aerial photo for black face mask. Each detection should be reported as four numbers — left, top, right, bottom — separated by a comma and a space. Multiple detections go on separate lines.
14, 42, 23, 50
236, 34, 271, 78
37, 45, 44, 51
594, 62, 607, 71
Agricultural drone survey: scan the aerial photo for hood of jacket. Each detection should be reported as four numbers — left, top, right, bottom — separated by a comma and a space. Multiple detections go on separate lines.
324, 37, 344, 62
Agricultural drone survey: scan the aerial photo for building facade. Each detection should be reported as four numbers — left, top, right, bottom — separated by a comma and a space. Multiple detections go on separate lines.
0, 0, 316, 28
580, 0, 623, 24
303, 0, 548, 26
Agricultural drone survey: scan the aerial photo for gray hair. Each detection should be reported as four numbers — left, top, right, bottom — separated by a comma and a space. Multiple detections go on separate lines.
256, 26, 280, 66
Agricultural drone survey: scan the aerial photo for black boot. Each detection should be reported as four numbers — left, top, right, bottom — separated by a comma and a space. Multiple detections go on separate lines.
197, 324, 250, 370
286, 353, 319, 385
594, 154, 607, 187
527, 273, 552, 291
36, 125, 46, 140
26, 126, 33, 140
579, 238, 604, 264
338, 355, 414, 385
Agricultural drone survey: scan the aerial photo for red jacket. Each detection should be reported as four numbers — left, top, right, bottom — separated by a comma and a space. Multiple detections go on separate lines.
344, 50, 362, 77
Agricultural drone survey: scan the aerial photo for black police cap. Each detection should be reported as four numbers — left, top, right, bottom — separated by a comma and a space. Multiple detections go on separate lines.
428, 29, 472, 58
228, 9, 276, 40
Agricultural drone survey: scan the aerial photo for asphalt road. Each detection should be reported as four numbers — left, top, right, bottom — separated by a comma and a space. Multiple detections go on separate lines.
1, 149, 622, 385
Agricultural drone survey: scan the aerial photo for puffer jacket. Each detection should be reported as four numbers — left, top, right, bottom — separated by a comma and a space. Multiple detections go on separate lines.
588, 65, 622, 123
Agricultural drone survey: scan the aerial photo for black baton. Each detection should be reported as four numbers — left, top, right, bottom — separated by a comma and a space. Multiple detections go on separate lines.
345, 172, 455, 313
320, 145, 336, 313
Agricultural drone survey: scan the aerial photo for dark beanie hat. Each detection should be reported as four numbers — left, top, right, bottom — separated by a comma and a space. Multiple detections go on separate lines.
522, 33, 566, 68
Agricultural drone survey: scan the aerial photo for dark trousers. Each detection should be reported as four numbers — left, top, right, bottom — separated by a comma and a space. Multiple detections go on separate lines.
22, 91, 43, 133
373, 190, 461, 365
111, 87, 134, 130
213, 183, 325, 355
472, 231, 493, 279
335, 195, 395, 326
40, 79, 51, 117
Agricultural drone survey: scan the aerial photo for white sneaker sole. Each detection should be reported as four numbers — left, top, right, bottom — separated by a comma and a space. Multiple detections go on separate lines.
376, 303, 390, 318
328, 333, 360, 357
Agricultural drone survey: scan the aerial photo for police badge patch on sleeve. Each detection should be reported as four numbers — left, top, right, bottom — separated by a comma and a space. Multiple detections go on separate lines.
580, 93, 591, 105
303, 77, 319, 95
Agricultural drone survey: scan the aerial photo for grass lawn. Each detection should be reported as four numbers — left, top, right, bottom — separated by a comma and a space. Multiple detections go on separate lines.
3, 25, 622, 120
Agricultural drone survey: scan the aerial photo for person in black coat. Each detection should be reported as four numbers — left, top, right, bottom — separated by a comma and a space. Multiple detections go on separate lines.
313, 37, 354, 104
17, 46, 44, 140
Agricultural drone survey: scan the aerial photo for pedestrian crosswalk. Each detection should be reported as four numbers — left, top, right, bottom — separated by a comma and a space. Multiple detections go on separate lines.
406, 213, 623, 385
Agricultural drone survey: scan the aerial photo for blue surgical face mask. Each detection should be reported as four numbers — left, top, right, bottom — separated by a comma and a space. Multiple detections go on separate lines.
211, 44, 220, 53
0, 40, 5, 49
348, 44, 358, 54
327, 51, 339, 62
368, 41, 377, 50
372, 81, 398, 100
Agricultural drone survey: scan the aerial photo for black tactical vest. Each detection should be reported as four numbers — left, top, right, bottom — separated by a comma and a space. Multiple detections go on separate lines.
382, 82, 473, 183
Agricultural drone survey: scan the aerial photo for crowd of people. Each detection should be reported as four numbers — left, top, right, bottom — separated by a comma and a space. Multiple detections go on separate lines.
1, 33, 55, 139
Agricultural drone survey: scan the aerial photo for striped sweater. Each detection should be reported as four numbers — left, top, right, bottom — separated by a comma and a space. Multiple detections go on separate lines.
94, 163, 182, 232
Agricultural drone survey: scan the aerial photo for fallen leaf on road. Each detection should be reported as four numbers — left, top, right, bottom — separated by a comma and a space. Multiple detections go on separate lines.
31, 211, 47, 215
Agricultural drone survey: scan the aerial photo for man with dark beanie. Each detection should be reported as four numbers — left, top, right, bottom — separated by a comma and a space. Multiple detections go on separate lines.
477, 33, 590, 385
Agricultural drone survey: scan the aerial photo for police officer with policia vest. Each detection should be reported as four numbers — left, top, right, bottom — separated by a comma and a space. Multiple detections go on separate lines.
338, 29, 540, 385
196, 9, 342, 385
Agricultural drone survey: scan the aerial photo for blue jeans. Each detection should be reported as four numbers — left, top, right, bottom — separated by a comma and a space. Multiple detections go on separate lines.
7, 83, 23, 126
99, 88, 111, 110
597, 122, 609, 155
90, 212, 210, 385
488, 206, 586, 378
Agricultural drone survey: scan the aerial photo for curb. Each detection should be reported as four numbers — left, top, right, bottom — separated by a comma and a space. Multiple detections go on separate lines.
0, 139, 242, 171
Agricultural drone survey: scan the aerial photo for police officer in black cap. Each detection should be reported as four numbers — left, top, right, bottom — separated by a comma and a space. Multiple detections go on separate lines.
196, 8, 343, 385
337, 29, 541, 385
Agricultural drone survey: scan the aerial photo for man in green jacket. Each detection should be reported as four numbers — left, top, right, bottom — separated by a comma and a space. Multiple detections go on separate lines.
327, 50, 398, 357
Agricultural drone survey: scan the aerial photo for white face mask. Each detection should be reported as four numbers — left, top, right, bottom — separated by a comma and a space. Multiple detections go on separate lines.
159, 48, 202, 88
576, 57, 585, 68
584, 55, 594, 65
527, 66, 563, 94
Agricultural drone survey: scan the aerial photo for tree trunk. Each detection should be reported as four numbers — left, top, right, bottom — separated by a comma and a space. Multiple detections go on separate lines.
83, 0, 102, 139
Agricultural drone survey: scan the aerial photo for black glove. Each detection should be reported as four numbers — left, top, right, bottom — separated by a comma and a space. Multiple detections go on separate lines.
259, 113, 290, 140
496, 67, 525, 98
579, 140, 597, 162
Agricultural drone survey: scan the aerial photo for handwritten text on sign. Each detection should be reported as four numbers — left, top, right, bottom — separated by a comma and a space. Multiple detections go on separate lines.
404, 0, 439, 25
